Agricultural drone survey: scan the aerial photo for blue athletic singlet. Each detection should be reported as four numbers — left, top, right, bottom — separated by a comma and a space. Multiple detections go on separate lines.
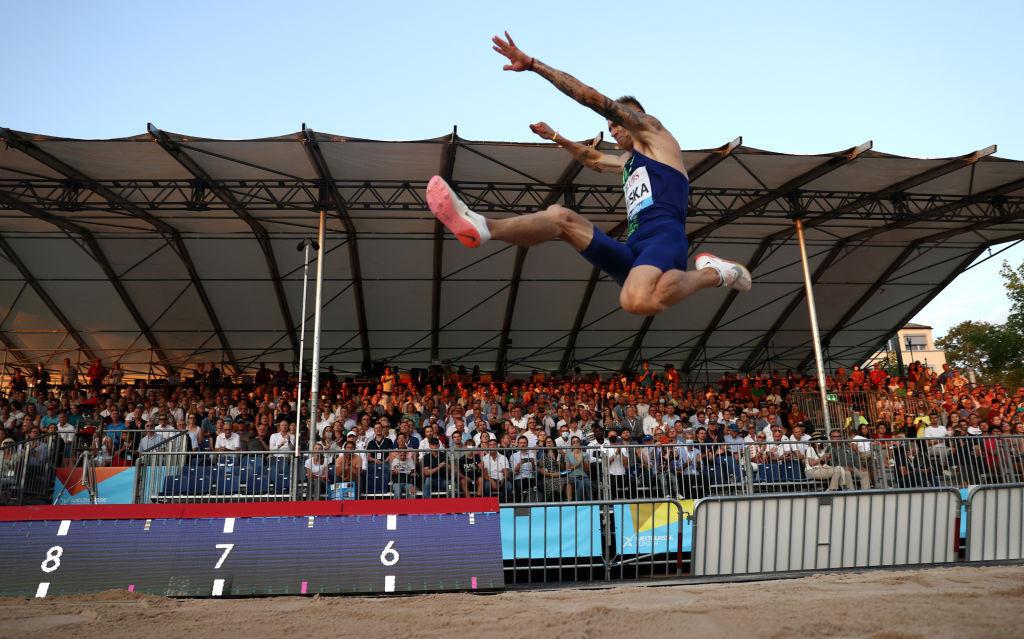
622, 150, 690, 236
579, 150, 690, 286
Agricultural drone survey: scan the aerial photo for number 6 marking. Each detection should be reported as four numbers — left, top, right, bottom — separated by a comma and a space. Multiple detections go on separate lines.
215, 543, 234, 569
41, 546, 63, 573
379, 540, 399, 567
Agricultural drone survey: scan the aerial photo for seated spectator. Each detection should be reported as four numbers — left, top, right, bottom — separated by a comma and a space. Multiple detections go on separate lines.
509, 435, 537, 502
891, 434, 936, 487
215, 420, 242, 452
421, 438, 448, 498
305, 443, 331, 497
389, 446, 418, 499
804, 434, 853, 491
479, 440, 510, 500
537, 438, 569, 501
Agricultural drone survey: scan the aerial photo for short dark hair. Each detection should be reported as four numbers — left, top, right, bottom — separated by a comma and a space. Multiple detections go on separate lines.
617, 95, 645, 113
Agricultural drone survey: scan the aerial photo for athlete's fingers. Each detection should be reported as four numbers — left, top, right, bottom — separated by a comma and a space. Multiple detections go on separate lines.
503, 64, 514, 71
492, 35, 507, 49
505, 31, 515, 47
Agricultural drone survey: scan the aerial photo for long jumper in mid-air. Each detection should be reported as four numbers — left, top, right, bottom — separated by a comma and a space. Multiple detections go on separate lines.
427, 32, 752, 316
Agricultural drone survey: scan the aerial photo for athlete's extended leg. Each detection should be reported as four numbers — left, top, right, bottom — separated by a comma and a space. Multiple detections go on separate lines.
620, 266, 719, 315
427, 176, 593, 250
487, 204, 593, 249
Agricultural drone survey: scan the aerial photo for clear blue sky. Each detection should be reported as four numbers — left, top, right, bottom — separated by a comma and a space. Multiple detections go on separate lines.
3, 0, 1021, 336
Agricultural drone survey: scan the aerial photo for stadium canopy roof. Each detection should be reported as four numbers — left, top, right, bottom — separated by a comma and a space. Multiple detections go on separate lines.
1, 126, 1023, 378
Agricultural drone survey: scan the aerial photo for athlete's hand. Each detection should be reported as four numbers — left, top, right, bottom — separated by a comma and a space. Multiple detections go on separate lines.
492, 31, 533, 72
529, 122, 555, 141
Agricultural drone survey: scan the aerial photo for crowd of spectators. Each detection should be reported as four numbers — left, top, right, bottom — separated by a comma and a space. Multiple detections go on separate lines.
1, 357, 1022, 502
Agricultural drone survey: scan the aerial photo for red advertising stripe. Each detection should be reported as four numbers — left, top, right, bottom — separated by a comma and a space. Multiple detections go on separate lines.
0, 497, 499, 522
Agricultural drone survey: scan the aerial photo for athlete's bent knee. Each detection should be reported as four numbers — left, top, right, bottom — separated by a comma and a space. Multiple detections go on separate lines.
620, 288, 665, 316
545, 204, 575, 230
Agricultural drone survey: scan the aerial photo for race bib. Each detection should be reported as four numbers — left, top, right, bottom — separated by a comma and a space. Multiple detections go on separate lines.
624, 165, 654, 221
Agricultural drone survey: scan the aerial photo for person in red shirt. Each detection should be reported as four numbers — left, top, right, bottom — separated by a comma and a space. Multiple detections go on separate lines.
87, 358, 106, 389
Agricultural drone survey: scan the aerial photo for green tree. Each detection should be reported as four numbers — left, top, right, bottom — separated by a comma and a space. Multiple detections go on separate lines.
936, 259, 1024, 388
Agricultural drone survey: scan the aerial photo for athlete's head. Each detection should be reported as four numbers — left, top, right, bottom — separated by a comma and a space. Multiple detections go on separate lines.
607, 96, 645, 151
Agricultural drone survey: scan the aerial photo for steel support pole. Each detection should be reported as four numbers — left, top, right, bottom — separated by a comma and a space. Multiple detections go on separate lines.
308, 211, 327, 458
794, 218, 832, 433
294, 241, 311, 470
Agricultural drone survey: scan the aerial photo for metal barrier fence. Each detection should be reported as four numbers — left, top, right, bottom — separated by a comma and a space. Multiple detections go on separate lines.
692, 488, 961, 576
501, 498, 687, 585
0, 433, 65, 505
965, 484, 1024, 562
135, 436, 1024, 504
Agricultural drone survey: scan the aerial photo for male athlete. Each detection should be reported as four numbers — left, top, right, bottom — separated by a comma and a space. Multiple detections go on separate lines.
426, 32, 752, 316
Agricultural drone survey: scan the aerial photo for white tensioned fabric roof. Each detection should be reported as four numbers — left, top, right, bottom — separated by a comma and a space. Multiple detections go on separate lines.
0, 126, 1023, 377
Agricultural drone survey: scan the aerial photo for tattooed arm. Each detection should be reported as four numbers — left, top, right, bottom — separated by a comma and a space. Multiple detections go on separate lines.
527, 123, 625, 173
492, 31, 662, 136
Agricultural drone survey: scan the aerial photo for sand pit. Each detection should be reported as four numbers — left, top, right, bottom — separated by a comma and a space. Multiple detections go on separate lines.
1, 564, 1021, 638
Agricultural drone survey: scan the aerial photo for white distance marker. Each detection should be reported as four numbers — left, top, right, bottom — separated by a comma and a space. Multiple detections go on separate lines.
386, 515, 397, 531
223, 518, 235, 534
384, 575, 396, 593
35, 582, 49, 598
469, 513, 476, 526
57, 520, 71, 536
212, 579, 225, 596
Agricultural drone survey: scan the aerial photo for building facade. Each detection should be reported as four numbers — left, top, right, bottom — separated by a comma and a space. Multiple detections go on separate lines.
865, 322, 948, 372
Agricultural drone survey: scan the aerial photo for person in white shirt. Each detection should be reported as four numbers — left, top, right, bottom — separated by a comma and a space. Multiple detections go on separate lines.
479, 440, 510, 499
635, 399, 651, 420
640, 408, 660, 438
269, 420, 295, 458
604, 429, 630, 497
782, 425, 811, 456
921, 420, 950, 467
521, 418, 541, 447
56, 412, 77, 447
305, 443, 331, 496
315, 408, 335, 439
418, 424, 445, 459
509, 436, 537, 501
554, 425, 574, 449
508, 406, 529, 432
153, 414, 177, 439
215, 425, 242, 452
138, 426, 163, 453
804, 436, 853, 491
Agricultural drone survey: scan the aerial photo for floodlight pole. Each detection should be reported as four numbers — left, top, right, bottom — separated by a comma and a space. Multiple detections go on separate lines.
294, 239, 312, 470
794, 216, 832, 433
308, 210, 327, 459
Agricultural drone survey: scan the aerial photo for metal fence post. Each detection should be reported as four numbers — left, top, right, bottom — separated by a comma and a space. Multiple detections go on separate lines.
14, 444, 29, 506
742, 445, 754, 495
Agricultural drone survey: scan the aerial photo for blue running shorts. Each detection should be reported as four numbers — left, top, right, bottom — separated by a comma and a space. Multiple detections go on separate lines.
579, 218, 689, 286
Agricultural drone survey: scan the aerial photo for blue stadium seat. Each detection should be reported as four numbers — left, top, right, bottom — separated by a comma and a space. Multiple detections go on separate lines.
216, 473, 241, 495
160, 475, 182, 496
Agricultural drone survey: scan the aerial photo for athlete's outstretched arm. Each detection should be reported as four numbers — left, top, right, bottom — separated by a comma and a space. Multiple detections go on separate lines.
492, 31, 661, 134
528, 123, 625, 173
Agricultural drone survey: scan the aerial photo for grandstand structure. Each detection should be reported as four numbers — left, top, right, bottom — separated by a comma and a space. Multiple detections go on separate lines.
1, 127, 1023, 377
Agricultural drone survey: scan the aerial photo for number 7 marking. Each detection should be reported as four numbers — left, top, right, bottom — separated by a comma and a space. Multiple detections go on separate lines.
215, 543, 234, 569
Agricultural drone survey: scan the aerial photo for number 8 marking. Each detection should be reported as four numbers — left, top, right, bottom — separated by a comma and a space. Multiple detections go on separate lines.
41, 546, 63, 573
380, 540, 399, 567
